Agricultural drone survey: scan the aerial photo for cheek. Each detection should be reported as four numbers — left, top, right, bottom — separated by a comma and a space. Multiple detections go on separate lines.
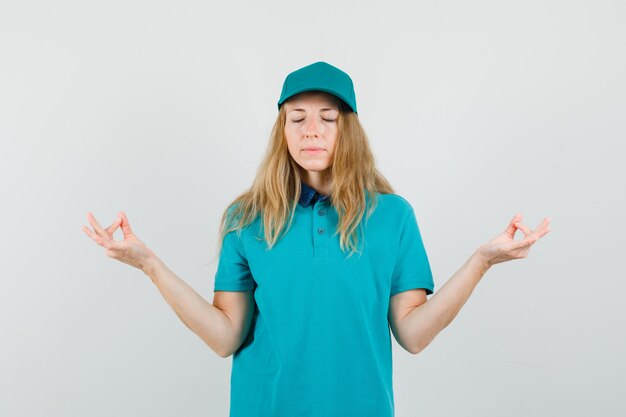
284, 133, 298, 157
327, 134, 338, 154
283, 129, 294, 145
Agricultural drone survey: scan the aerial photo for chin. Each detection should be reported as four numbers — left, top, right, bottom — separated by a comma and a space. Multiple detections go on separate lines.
298, 161, 331, 171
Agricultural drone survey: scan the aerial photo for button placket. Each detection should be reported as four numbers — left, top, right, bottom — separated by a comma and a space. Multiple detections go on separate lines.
313, 201, 329, 258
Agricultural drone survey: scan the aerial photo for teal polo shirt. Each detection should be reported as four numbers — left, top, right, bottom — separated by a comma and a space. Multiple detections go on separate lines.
214, 182, 435, 417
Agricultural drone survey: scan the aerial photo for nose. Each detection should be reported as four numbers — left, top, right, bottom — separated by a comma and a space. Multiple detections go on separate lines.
304, 117, 320, 137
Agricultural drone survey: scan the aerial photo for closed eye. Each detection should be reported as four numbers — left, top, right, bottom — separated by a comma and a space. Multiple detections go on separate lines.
292, 118, 336, 123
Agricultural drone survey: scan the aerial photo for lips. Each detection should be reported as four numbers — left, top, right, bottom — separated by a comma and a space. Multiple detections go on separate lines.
303, 147, 324, 151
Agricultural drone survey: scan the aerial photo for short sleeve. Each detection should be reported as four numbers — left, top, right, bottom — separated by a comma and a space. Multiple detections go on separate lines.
213, 229, 256, 292
390, 208, 434, 297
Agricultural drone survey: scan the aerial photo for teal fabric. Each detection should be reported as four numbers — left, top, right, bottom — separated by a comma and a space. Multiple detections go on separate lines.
214, 185, 434, 417
277, 61, 358, 113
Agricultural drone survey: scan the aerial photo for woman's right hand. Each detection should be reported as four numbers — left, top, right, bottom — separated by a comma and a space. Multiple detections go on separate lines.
82, 211, 156, 272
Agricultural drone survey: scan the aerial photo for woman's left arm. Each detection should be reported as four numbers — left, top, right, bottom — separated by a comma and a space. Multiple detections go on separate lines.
399, 213, 551, 354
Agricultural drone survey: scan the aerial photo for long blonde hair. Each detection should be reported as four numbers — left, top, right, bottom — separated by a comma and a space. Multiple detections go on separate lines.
214, 96, 395, 261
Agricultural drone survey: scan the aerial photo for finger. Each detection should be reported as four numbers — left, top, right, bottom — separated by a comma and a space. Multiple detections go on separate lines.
83, 225, 125, 253
510, 234, 532, 248
514, 222, 533, 237
511, 218, 552, 251
106, 215, 122, 235
119, 211, 135, 236
87, 212, 110, 239
524, 217, 551, 241
82, 225, 100, 243
517, 216, 552, 239
82, 225, 107, 246
537, 217, 551, 237
100, 238, 123, 250
505, 213, 524, 236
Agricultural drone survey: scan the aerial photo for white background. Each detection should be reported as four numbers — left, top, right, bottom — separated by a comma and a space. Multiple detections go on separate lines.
1, 1, 624, 416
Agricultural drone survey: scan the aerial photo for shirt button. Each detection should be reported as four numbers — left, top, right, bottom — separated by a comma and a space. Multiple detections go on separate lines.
318, 209, 325, 216
317, 227, 325, 234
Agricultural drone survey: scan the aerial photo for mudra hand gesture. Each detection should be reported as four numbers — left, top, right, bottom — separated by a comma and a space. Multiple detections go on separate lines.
477, 213, 551, 268
82, 211, 156, 272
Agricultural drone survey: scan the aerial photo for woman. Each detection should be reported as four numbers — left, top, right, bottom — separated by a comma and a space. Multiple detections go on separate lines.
82, 61, 550, 417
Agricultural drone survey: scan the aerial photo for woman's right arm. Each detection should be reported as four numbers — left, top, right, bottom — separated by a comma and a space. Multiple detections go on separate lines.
83, 211, 252, 358
142, 256, 251, 358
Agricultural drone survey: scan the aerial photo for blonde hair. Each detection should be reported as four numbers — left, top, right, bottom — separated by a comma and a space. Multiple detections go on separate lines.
214, 95, 395, 262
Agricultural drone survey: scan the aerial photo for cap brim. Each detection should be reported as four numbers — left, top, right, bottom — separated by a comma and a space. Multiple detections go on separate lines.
278, 86, 356, 113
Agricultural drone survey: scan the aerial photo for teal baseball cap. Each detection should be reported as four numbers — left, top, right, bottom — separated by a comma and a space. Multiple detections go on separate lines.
277, 61, 357, 113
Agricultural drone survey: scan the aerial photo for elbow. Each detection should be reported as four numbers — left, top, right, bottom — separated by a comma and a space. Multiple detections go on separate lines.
409, 337, 432, 355
194, 334, 232, 358
410, 323, 447, 354
199, 325, 239, 358
409, 344, 423, 355
204, 338, 234, 359
214, 338, 238, 359
409, 343, 426, 355
216, 342, 237, 358
216, 347, 233, 358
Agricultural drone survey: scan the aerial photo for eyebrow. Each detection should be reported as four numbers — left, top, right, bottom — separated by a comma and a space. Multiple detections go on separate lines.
288, 107, 338, 113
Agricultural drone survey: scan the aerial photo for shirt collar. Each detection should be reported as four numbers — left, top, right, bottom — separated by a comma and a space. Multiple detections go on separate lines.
298, 180, 330, 208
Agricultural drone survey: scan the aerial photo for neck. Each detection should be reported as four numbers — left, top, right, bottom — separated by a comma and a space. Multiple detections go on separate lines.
302, 171, 331, 196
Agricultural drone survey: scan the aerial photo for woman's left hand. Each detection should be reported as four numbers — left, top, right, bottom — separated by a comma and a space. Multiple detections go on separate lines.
477, 213, 551, 268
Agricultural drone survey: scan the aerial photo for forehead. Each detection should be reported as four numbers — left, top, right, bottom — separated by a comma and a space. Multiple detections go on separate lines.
285, 91, 340, 110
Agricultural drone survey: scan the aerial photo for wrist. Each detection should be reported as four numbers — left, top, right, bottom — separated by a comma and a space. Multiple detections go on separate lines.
141, 254, 163, 278
472, 248, 492, 273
